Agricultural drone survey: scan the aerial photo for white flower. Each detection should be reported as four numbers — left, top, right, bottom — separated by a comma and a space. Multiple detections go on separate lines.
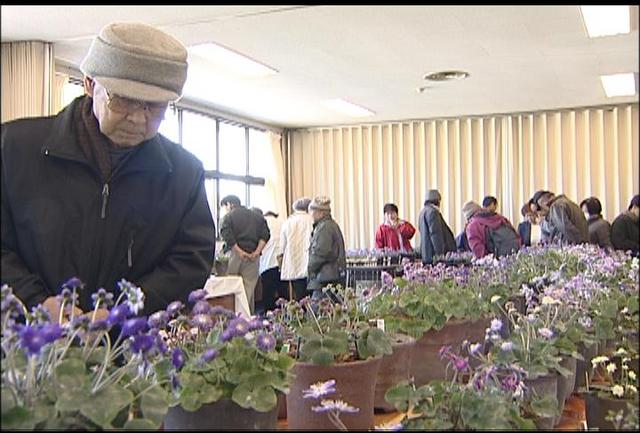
620, 307, 628, 314
606, 363, 617, 374
628, 371, 636, 380
591, 356, 610, 368
627, 385, 638, 394
611, 384, 625, 398
490, 295, 502, 304
614, 347, 627, 355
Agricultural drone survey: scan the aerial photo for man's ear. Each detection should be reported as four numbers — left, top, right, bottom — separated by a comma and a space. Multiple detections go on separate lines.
83, 76, 95, 97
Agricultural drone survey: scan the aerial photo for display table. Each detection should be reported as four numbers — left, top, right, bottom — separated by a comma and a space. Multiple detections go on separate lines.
203, 275, 250, 318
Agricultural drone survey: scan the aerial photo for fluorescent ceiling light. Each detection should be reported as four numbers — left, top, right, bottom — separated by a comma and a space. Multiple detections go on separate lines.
322, 99, 375, 117
600, 73, 636, 97
188, 43, 278, 77
580, 6, 630, 38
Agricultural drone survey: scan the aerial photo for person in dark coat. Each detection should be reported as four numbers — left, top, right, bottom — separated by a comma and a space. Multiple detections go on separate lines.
1, 22, 216, 319
579, 197, 613, 250
463, 201, 521, 258
535, 191, 588, 245
611, 194, 640, 256
306, 196, 346, 299
418, 189, 456, 264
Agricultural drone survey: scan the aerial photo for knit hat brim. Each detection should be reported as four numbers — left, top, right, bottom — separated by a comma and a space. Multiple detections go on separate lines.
309, 203, 331, 211
93, 76, 179, 102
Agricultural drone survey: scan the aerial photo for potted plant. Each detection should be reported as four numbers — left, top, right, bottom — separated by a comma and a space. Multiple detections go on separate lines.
270, 284, 393, 430
1, 279, 170, 430
157, 289, 295, 430
582, 347, 639, 430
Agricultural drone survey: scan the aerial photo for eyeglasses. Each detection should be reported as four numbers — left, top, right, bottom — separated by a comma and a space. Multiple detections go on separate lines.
104, 88, 167, 118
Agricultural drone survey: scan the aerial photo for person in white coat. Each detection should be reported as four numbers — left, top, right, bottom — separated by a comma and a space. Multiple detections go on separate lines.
259, 211, 285, 311
277, 197, 314, 300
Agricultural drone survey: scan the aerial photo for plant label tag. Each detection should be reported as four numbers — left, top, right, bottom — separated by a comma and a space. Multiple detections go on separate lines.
282, 343, 290, 354
376, 319, 385, 332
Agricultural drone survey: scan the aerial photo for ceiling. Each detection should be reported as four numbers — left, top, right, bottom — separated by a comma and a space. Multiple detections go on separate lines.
2, 5, 639, 129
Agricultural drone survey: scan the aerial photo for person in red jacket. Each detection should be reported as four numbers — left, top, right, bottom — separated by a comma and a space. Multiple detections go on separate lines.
375, 203, 416, 252
463, 201, 521, 258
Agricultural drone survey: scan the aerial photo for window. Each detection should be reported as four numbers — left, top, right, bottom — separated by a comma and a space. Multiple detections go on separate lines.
182, 111, 217, 170
218, 122, 247, 176
61, 77, 85, 108
158, 105, 180, 143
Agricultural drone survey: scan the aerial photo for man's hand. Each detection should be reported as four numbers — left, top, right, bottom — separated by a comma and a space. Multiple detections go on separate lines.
42, 296, 83, 323
82, 308, 109, 323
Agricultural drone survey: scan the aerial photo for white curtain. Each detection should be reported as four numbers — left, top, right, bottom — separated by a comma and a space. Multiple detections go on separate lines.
265, 131, 288, 219
1, 41, 59, 123
288, 104, 639, 249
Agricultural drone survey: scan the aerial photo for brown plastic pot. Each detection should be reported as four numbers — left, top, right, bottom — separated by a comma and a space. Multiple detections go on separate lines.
583, 392, 634, 430
374, 333, 416, 412
163, 397, 278, 430
554, 356, 577, 426
410, 317, 490, 386
524, 372, 559, 430
286, 356, 382, 430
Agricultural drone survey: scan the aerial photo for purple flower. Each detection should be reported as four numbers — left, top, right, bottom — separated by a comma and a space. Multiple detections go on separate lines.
469, 343, 482, 355
538, 327, 554, 339
171, 347, 185, 370
192, 300, 211, 315
131, 334, 155, 354
89, 319, 110, 332
501, 372, 519, 392
226, 317, 250, 338
275, 298, 287, 308
188, 289, 207, 304
39, 323, 63, 343
500, 341, 514, 351
490, 318, 503, 332
452, 355, 469, 372
191, 314, 213, 331
107, 304, 131, 326
210, 305, 234, 317
255, 332, 276, 352
201, 348, 219, 362
312, 399, 359, 414
148, 311, 169, 329
171, 373, 181, 391
381, 271, 393, 286
19, 325, 46, 356
219, 329, 233, 342
120, 317, 148, 338
248, 318, 265, 331
62, 277, 83, 290
438, 345, 452, 359
303, 379, 337, 399
166, 301, 184, 316
91, 288, 114, 308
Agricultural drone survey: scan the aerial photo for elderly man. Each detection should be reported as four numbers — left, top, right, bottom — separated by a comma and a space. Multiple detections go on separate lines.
307, 196, 346, 300
1, 22, 216, 319
535, 191, 588, 245
418, 189, 456, 264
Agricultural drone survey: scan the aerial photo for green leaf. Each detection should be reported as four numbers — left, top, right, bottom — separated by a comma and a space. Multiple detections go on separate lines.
199, 384, 224, 404
1, 388, 16, 415
55, 385, 91, 412
231, 382, 253, 409
252, 386, 277, 412
322, 335, 349, 355
80, 384, 134, 428
124, 418, 159, 430
179, 389, 202, 412
530, 394, 560, 418
55, 358, 88, 389
1, 406, 36, 430
310, 348, 335, 365
140, 385, 170, 428
384, 382, 412, 412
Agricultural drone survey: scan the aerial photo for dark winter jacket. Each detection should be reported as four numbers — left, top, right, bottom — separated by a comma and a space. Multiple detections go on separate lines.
307, 215, 346, 292
518, 221, 531, 247
1, 97, 216, 314
610, 211, 640, 256
586, 216, 613, 250
418, 203, 456, 264
219, 206, 270, 253
546, 195, 589, 245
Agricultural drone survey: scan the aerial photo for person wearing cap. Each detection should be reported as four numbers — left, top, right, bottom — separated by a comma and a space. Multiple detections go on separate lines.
417, 189, 456, 264
1, 22, 216, 320
455, 201, 480, 253
374, 203, 416, 252
278, 197, 314, 301
610, 194, 640, 256
306, 196, 346, 299
219, 195, 270, 314
535, 191, 588, 245
463, 200, 521, 258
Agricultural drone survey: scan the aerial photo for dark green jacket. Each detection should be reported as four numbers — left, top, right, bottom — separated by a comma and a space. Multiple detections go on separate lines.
307, 215, 346, 292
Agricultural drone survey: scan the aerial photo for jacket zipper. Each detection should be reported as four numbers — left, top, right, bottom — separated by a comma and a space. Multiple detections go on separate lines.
101, 183, 110, 219
127, 237, 134, 268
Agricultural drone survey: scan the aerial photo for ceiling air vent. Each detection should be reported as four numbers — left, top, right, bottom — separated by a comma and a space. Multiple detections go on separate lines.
424, 70, 470, 81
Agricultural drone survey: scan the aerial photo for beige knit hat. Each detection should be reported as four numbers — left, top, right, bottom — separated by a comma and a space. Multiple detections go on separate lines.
309, 196, 331, 211
462, 201, 482, 222
80, 22, 188, 102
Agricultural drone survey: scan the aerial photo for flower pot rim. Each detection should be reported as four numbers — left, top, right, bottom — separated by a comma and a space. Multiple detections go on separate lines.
294, 355, 382, 368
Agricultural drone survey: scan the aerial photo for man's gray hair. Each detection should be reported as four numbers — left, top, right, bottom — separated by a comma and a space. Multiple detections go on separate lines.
292, 197, 312, 212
